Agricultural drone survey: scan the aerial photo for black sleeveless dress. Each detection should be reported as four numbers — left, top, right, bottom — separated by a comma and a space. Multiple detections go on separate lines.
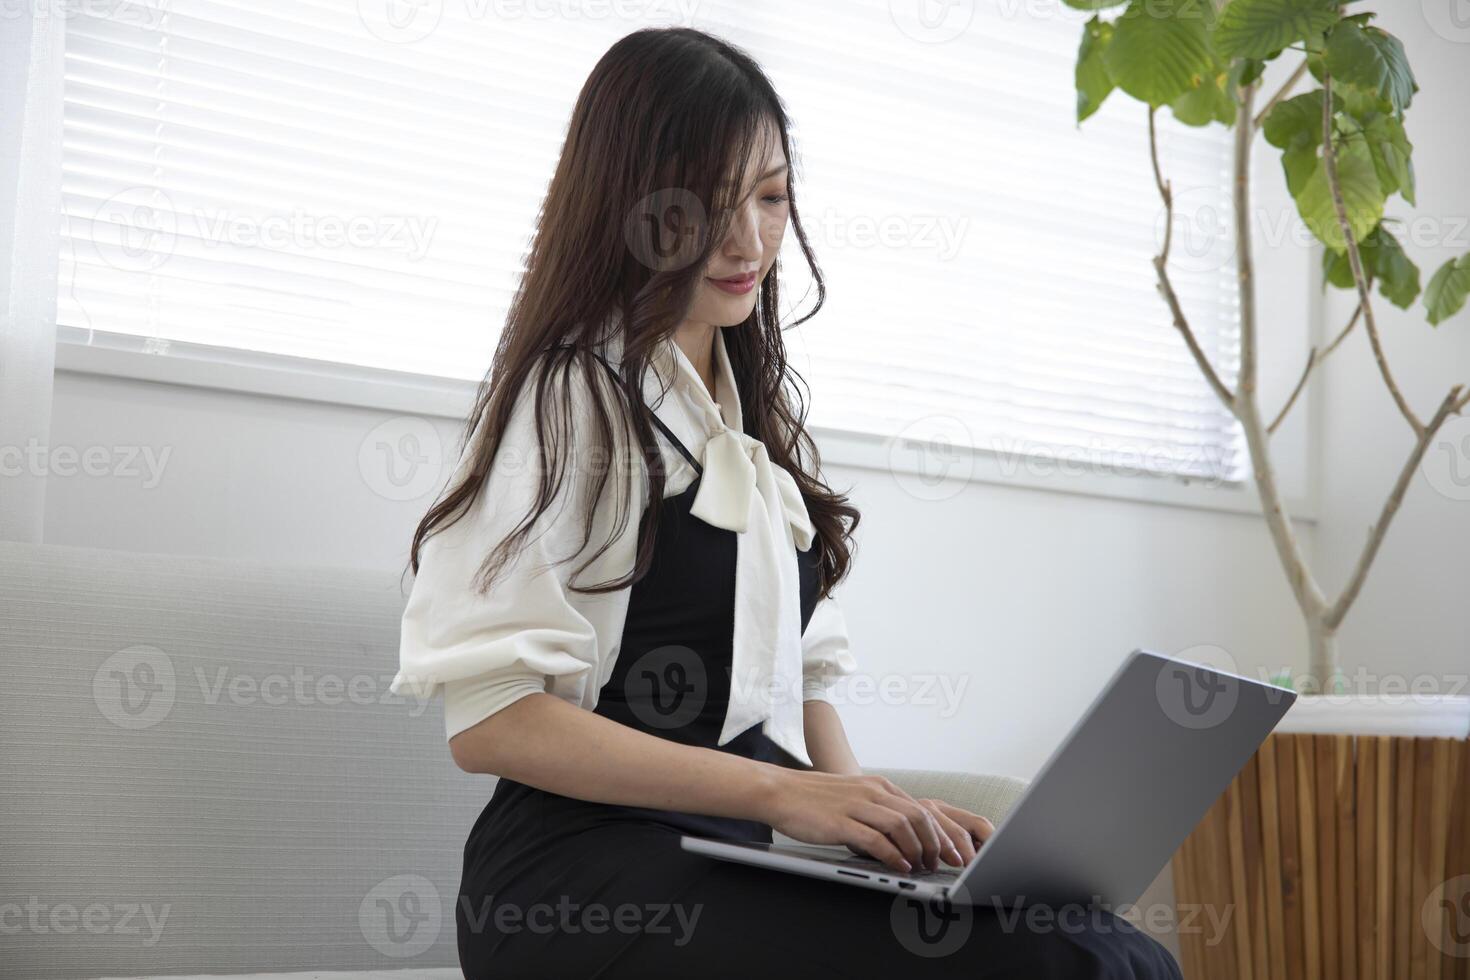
454, 357, 1183, 979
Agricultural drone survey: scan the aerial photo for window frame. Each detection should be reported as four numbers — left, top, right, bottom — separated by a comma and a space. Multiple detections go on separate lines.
54, 325, 1317, 521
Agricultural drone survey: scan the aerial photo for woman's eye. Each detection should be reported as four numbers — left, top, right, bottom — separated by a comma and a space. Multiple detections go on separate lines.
762, 193, 789, 205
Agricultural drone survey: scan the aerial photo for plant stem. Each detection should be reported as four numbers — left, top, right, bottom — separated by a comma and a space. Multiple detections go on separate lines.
1320, 74, 1423, 436
1323, 385, 1465, 630
1148, 107, 1235, 409
1253, 59, 1310, 129
1230, 82, 1330, 642
1267, 301, 1363, 434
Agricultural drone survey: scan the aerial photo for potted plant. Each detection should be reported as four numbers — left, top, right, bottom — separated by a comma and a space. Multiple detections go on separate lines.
1063, 0, 1470, 975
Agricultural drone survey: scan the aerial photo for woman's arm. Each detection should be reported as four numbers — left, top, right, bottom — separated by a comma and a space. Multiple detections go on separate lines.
449, 691, 787, 820
450, 691, 957, 873
801, 699, 862, 776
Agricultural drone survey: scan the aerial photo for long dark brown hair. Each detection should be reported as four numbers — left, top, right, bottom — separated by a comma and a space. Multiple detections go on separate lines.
407, 26, 859, 602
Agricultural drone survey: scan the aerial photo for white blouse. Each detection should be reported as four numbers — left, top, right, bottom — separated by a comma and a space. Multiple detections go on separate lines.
389, 327, 858, 768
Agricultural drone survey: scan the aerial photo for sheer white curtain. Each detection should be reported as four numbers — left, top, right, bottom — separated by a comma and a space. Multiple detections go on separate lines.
0, 9, 65, 542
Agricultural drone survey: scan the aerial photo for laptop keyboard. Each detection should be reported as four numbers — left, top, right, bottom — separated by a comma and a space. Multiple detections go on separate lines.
772, 845, 962, 882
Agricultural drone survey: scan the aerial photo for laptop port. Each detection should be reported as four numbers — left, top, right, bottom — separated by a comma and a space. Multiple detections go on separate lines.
899, 882, 917, 890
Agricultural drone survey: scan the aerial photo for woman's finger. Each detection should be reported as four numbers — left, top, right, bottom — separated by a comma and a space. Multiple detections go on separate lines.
852, 800, 924, 868
844, 818, 913, 873
883, 792, 948, 870
934, 801, 996, 847
921, 800, 973, 866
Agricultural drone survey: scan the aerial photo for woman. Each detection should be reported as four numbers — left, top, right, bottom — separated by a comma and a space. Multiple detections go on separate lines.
391, 26, 1182, 979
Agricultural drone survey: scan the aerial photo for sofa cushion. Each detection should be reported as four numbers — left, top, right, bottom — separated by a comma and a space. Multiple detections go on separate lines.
0, 541, 485, 978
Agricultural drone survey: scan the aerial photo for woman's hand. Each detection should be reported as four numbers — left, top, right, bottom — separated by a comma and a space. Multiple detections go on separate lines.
756, 769, 996, 874
911, 796, 996, 867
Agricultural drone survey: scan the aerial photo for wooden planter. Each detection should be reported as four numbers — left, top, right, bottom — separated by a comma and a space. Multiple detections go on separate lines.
1170, 732, 1470, 979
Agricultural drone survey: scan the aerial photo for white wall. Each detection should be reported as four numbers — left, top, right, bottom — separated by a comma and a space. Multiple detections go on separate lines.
45, 363, 1310, 781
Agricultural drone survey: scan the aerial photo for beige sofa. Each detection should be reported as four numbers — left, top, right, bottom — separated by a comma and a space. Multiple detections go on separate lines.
0, 540, 1029, 979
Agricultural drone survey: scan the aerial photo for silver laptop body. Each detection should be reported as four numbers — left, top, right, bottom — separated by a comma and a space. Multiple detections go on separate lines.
680, 648, 1296, 908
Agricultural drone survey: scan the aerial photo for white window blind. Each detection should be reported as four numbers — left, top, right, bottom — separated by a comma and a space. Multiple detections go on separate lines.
58, 0, 1243, 483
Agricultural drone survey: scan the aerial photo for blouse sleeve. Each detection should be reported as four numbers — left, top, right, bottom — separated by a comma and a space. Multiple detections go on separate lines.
389, 356, 643, 740
800, 592, 859, 704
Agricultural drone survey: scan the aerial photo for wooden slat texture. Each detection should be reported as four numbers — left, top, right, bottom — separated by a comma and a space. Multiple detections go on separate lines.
1357, 733, 1378, 978
1298, 734, 1322, 980
1280, 733, 1307, 980
1170, 732, 1470, 980
1413, 738, 1436, 978
1227, 770, 1254, 979
1377, 736, 1396, 980
1427, 739, 1453, 980
1317, 734, 1340, 980
1337, 734, 1358, 980
1451, 739, 1470, 980
1257, 733, 1289, 980
1398, 737, 1417, 980
1172, 830, 1203, 978
1208, 784, 1241, 979
1239, 750, 1269, 979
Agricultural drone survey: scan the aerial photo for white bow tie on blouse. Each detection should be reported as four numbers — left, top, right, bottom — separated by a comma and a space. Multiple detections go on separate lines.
659, 339, 817, 768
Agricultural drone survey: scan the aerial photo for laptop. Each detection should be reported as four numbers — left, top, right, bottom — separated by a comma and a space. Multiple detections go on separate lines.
680, 648, 1295, 909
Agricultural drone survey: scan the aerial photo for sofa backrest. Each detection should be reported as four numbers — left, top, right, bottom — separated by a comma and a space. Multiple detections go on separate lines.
0, 541, 484, 979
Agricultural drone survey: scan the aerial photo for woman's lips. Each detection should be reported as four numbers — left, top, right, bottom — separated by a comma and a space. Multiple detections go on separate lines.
708, 272, 758, 295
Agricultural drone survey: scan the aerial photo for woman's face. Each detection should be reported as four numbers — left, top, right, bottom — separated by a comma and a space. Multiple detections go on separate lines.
689, 134, 790, 327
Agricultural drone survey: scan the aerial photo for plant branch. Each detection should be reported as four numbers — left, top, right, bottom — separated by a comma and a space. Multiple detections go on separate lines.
1320, 74, 1424, 436
1253, 59, 1310, 129
1323, 385, 1466, 629
1232, 82, 1328, 621
1267, 301, 1364, 434
1148, 107, 1235, 409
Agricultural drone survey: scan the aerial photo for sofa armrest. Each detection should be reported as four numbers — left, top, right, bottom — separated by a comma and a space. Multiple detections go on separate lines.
770, 766, 1029, 847
862, 766, 1029, 826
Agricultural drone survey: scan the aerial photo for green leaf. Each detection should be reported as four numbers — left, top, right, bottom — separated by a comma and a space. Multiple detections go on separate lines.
1292, 131, 1387, 252
1103, 0, 1214, 107
1263, 90, 1323, 150
1425, 254, 1470, 326
1322, 224, 1421, 308
1061, 0, 1131, 7
1170, 53, 1237, 126
1215, 0, 1340, 59
1359, 112, 1416, 205
1325, 21, 1417, 115
1076, 17, 1116, 123
1233, 58, 1268, 88
1307, 51, 1395, 115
